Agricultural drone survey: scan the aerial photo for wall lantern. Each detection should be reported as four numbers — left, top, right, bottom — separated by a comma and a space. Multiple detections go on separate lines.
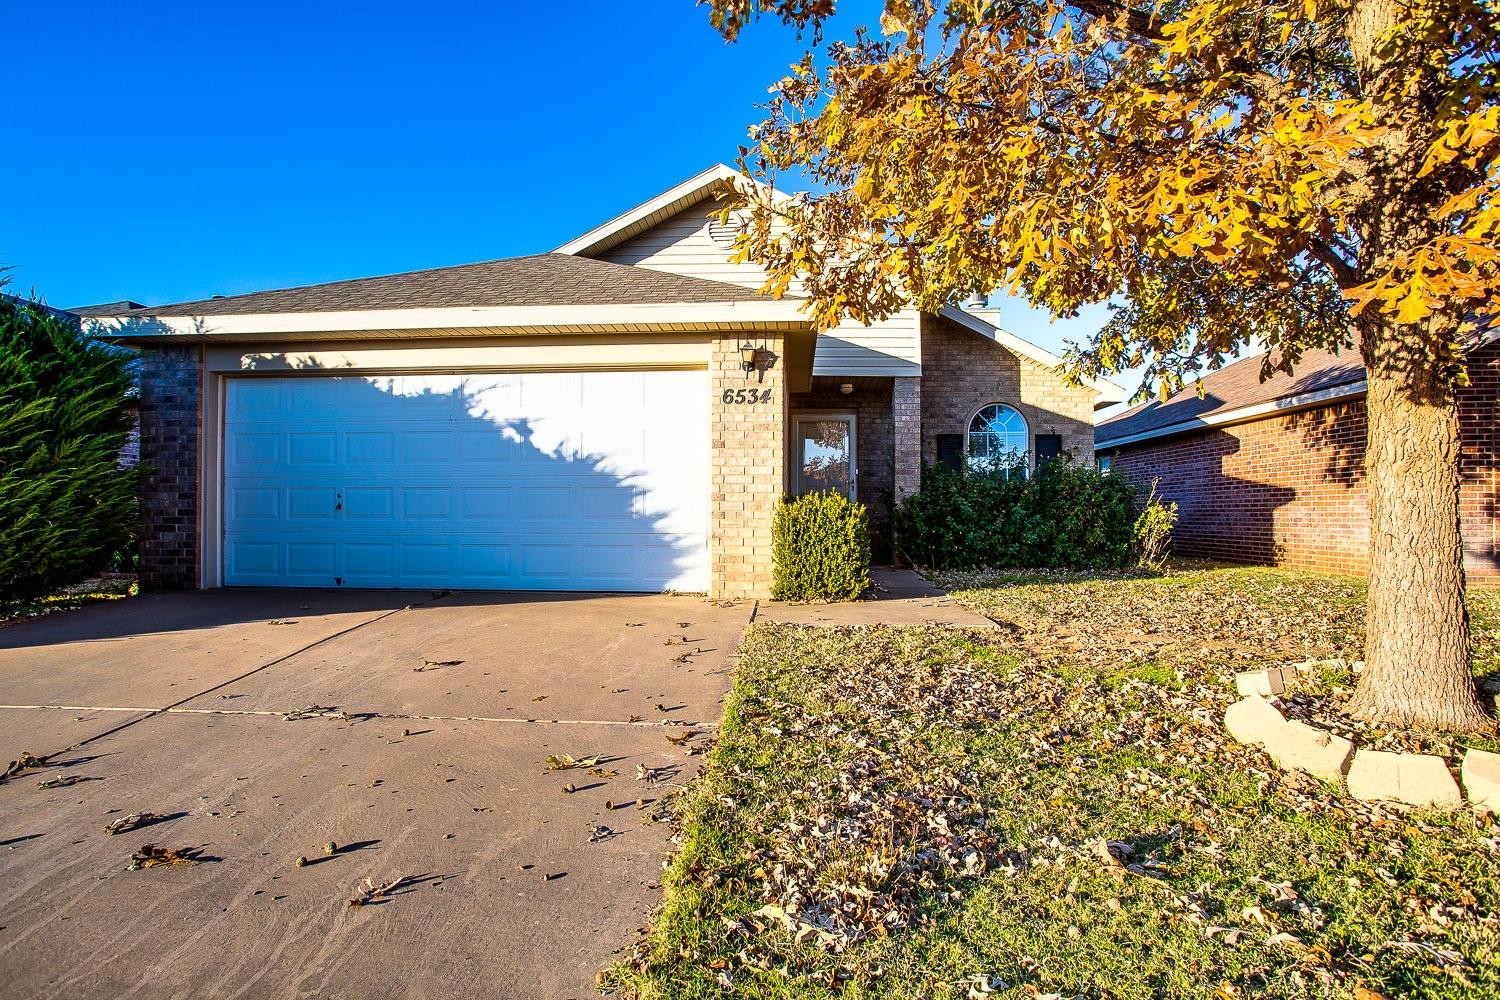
738, 340, 777, 383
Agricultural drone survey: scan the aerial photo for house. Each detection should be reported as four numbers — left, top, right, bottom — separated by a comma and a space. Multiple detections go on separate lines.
87, 165, 1123, 599
1094, 339, 1500, 579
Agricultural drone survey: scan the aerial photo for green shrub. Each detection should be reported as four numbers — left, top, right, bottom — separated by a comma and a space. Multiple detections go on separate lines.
1, 291, 137, 606
895, 459, 1138, 570
772, 491, 871, 601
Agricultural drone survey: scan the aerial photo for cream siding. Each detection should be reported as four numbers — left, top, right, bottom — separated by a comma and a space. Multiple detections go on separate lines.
597, 205, 921, 376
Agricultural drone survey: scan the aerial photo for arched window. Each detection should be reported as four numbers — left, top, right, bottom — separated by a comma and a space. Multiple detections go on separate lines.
967, 403, 1029, 469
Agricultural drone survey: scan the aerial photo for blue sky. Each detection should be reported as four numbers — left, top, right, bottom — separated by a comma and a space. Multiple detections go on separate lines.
3, 1, 1126, 395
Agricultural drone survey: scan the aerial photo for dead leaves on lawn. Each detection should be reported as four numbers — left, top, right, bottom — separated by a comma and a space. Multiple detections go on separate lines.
622, 580, 1500, 994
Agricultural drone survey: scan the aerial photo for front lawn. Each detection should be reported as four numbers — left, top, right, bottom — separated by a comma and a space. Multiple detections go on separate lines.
609, 566, 1500, 999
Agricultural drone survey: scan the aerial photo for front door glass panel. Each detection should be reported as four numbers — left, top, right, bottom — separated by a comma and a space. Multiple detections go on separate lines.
796, 418, 853, 498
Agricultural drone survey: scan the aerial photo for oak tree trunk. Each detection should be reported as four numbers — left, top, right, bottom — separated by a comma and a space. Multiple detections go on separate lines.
1347, 317, 1492, 730
1343, 0, 1492, 732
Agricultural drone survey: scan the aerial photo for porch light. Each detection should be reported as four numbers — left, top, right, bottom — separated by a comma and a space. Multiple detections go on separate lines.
839, 383, 854, 395
739, 342, 758, 374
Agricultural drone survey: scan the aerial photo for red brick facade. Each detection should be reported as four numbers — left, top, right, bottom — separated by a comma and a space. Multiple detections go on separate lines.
920, 314, 1098, 467
1100, 341, 1500, 579
138, 344, 202, 590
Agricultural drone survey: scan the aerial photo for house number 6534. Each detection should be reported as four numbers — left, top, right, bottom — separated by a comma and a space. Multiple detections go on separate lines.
722, 388, 774, 405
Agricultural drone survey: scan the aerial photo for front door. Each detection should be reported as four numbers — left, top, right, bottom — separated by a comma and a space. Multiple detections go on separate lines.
793, 414, 856, 499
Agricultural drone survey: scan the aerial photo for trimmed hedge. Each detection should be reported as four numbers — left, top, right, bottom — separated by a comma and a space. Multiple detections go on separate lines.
1, 293, 137, 605
772, 491, 871, 601
895, 460, 1138, 570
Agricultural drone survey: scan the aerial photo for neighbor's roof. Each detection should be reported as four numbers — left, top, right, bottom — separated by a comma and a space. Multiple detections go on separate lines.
115, 253, 776, 318
1095, 344, 1365, 448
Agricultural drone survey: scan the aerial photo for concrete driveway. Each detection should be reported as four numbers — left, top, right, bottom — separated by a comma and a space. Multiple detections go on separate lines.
0, 588, 749, 1000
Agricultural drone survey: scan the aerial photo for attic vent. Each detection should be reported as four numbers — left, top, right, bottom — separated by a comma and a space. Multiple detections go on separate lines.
707, 212, 745, 248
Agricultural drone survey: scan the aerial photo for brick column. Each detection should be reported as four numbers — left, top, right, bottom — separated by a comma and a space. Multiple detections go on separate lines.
710, 335, 787, 599
138, 345, 202, 590
892, 375, 922, 502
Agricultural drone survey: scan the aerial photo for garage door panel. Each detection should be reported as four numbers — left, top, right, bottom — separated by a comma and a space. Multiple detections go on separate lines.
287, 378, 341, 411
401, 543, 454, 577
515, 487, 570, 520
402, 431, 458, 464
459, 488, 510, 520
288, 432, 337, 466
346, 431, 395, 464
227, 485, 280, 523
344, 487, 395, 519
288, 543, 336, 577
458, 428, 516, 465
227, 540, 280, 579
231, 432, 281, 466
401, 488, 452, 520
459, 544, 512, 577
345, 544, 395, 577
581, 486, 639, 522
224, 371, 708, 592
228, 381, 282, 417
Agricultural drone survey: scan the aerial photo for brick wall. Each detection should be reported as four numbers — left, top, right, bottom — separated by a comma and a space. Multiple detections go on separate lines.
920, 313, 1097, 470
710, 335, 786, 599
1103, 340, 1500, 579
138, 345, 202, 590
893, 376, 921, 502
789, 377, 894, 561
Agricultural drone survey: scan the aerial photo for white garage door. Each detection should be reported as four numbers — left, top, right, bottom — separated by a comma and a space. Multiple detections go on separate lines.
223, 371, 709, 592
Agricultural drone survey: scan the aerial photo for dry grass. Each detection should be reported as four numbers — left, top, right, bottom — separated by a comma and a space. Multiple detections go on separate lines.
608, 566, 1499, 1000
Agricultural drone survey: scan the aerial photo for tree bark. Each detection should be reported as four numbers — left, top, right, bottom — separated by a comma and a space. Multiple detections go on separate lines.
1347, 317, 1492, 731
1342, 0, 1493, 732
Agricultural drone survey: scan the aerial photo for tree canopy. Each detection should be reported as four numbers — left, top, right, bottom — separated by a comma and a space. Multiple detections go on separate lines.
709, 0, 1500, 395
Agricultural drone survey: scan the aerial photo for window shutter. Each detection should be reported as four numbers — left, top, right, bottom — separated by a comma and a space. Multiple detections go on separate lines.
936, 434, 964, 471
1035, 433, 1063, 464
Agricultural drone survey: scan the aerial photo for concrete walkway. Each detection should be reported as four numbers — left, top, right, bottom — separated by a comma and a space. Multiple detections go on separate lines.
755, 568, 996, 628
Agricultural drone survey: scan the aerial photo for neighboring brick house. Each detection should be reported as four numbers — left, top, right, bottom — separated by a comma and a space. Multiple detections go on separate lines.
84, 165, 1121, 599
1095, 340, 1500, 579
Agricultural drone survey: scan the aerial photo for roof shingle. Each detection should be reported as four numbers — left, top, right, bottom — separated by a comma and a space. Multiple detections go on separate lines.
1095, 344, 1365, 447
66, 300, 148, 317
118, 253, 777, 317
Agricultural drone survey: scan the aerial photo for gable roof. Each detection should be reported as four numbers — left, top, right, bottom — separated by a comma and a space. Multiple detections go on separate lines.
555, 164, 749, 258
115, 253, 773, 318
937, 306, 1128, 406
555, 166, 1127, 404
1095, 344, 1365, 448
